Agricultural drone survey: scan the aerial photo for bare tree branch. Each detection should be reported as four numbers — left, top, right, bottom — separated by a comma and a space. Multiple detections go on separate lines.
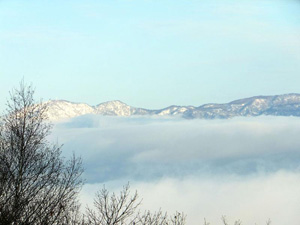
0, 81, 84, 225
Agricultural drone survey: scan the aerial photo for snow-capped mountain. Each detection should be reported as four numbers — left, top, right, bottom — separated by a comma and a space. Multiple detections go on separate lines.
45, 94, 300, 121
186, 93, 300, 119
45, 100, 152, 121
95, 101, 151, 116
45, 100, 95, 121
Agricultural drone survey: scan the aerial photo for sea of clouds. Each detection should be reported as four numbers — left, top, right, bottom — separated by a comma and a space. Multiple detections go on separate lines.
50, 115, 300, 225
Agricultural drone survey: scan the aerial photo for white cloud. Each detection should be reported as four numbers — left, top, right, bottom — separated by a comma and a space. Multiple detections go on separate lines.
80, 171, 300, 225
51, 116, 300, 180
50, 115, 300, 224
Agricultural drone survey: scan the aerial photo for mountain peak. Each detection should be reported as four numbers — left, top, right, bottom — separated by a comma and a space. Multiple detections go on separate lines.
95, 100, 132, 116
96, 100, 127, 107
45, 94, 300, 121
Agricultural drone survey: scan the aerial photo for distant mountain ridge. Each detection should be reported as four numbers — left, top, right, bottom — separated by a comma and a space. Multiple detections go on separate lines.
45, 94, 300, 121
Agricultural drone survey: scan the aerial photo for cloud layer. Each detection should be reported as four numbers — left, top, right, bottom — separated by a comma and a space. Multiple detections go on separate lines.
80, 172, 300, 225
51, 115, 300, 182
50, 115, 300, 224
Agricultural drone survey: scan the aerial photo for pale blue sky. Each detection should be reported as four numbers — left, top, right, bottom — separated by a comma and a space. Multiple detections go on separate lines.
1, 0, 300, 110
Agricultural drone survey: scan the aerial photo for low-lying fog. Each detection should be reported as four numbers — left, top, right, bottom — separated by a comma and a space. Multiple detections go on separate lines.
50, 116, 300, 225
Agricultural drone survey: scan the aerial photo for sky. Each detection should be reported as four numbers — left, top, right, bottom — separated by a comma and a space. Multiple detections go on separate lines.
1, 1, 300, 223
49, 115, 300, 225
1, 0, 300, 111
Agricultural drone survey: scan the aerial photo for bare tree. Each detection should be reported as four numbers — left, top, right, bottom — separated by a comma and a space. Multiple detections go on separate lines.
86, 183, 141, 225
221, 216, 242, 225
0, 82, 83, 225
137, 210, 168, 225
85, 183, 187, 225
169, 212, 186, 225
220, 216, 272, 225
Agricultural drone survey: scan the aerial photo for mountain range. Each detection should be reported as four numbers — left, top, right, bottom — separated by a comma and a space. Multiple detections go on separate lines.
45, 94, 300, 121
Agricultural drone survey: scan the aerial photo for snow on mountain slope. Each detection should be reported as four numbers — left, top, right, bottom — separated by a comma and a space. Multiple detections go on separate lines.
156, 105, 194, 116
45, 100, 95, 121
95, 100, 150, 116
45, 94, 300, 121
188, 94, 300, 119
95, 100, 132, 116
45, 100, 151, 121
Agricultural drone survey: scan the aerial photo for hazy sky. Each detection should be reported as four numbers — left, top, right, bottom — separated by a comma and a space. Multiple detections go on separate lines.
1, 0, 300, 110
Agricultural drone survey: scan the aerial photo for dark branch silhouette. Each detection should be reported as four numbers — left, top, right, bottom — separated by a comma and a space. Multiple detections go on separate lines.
0, 81, 83, 225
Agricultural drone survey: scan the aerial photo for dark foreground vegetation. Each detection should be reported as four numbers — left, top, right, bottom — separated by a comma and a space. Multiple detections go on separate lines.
0, 82, 271, 225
